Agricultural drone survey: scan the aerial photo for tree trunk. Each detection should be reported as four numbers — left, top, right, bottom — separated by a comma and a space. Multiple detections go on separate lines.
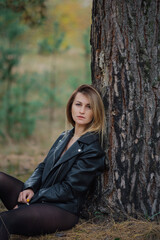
91, 0, 160, 219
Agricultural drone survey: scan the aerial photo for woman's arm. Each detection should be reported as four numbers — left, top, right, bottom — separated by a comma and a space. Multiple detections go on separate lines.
23, 132, 65, 193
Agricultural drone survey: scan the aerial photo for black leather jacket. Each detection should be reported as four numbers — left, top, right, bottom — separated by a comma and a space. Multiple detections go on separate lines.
23, 129, 105, 215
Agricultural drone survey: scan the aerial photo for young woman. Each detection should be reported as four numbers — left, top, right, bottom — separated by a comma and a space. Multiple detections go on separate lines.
0, 84, 106, 239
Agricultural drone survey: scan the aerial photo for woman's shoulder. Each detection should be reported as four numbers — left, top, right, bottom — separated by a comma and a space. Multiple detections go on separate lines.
78, 132, 105, 153
78, 131, 101, 144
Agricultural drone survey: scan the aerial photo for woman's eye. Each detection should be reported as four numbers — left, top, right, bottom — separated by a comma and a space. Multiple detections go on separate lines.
87, 105, 91, 109
75, 103, 81, 106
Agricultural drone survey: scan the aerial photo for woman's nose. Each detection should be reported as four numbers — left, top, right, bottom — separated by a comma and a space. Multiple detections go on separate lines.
80, 106, 85, 113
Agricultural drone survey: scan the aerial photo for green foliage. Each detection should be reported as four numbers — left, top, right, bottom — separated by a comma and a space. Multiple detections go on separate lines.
0, 74, 43, 140
38, 39, 53, 54
0, 8, 25, 82
0, 0, 46, 26
0, 3, 43, 140
39, 71, 63, 109
38, 21, 69, 54
63, 73, 91, 101
0, 46, 22, 82
52, 21, 66, 52
148, 211, 160, 220
67, 75, 90, 91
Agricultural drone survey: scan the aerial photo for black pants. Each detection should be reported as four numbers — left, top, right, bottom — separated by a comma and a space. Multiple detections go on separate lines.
0, 172, 78, 239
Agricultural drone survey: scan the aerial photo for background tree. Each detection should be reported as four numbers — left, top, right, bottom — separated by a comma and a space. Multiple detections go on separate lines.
91, 0, 160, 219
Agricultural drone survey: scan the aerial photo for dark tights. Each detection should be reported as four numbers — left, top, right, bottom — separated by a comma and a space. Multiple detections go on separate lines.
0, 172, 78, 239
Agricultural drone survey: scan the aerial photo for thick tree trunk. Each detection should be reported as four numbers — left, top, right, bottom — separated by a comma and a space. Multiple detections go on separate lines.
91, 0, 160, 219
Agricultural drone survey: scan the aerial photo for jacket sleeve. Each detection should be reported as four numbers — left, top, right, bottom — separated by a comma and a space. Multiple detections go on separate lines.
30, 146, 105, 203
23, 133, 65, 193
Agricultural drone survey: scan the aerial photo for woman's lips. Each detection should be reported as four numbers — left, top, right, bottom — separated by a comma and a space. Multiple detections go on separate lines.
77, 116, 85, 119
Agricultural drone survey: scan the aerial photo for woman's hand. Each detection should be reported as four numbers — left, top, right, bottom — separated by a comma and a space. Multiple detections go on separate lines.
14, 189, 34, 209
18, 189, 34, 203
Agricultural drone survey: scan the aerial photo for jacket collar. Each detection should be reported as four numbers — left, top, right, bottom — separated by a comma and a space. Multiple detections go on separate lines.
78, 131, 99, 144
52, 128, 99, 169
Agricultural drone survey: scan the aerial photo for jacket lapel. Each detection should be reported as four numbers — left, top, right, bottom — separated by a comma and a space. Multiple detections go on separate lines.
53, 131, 72, 162
53, 141, 83, 169
51, 129, 99, 170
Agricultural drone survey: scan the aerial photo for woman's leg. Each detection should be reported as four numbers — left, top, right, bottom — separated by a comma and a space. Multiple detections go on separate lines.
0, 172, 24, 210
0, 203, 78, 239
0, 216, 10, 240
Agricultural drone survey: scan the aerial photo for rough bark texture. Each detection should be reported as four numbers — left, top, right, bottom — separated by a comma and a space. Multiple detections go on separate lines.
91, 0, 160, 219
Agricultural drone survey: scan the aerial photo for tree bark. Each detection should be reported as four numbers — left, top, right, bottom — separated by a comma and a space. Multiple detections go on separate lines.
91, 0, 160, 219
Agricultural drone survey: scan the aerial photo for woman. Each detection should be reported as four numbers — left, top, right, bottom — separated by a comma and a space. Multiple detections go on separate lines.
0, 84, 106, 239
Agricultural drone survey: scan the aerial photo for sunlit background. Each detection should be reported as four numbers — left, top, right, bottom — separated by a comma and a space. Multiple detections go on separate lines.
0, 0, 92, 177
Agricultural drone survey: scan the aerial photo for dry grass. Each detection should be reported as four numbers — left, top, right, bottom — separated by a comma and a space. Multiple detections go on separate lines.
8, 217, 160, 240
1, 200, 159, 240
106, 219, 160, 240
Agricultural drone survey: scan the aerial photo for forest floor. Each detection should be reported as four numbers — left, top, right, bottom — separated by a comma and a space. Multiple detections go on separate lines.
0, 199, 160, 240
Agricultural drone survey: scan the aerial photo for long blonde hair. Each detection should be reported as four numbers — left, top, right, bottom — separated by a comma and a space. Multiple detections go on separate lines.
66, 84, 105, 138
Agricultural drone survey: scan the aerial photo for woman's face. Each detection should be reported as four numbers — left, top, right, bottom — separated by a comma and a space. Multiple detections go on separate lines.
71, 92, 93, 128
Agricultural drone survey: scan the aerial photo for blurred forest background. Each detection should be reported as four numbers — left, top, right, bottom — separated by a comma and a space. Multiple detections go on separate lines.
0, 0, 92, 178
